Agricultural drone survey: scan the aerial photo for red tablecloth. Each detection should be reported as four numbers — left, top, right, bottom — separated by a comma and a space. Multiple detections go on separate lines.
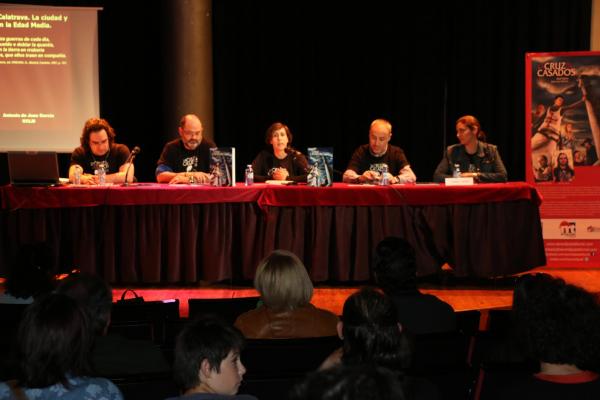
1, 182, 542, 209
0, 182, 545, 283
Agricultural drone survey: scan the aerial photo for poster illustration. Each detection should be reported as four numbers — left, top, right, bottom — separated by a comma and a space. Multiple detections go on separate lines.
526, 52, 600, 268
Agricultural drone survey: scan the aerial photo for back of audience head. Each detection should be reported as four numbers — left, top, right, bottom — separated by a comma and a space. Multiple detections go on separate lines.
290, 363, 405, 400
512, 273, 600, 371
5, 242, 54, 299
340, 288, 410, 371
16, 292, 93, 388
55, 272, 112, 336
254, 249, 313, 312
372, 237, 417, 294
174, 316, 246, 395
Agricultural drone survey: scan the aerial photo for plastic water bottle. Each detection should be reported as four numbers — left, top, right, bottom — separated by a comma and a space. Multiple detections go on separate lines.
95, 167, 106, 185
73, 167, 81, 185
379, 165, 389, 185
244, 165, 254, 186
452, 164, 461, 178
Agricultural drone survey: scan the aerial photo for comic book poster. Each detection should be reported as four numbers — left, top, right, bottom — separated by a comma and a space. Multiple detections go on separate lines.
526, 52, 600, 268
209, 147, 235, 187
307, 147, 334, 187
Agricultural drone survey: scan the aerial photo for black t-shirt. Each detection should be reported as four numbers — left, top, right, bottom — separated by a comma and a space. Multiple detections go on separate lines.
346, 144, 410, 175
251, 148, 309, 182
70, 143, 130, 174
156, 138, 216, 174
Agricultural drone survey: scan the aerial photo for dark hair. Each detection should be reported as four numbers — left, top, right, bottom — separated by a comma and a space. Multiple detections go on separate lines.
265, 122, 293, 145
372, 237, 417, 293
55, 272, 113, 335
512, 273, 600, 370
290, 363, 405, 400
341, 288, 410, 372
173, 316, 245, 392
17, 293, 93, 388
554, 95, 565, 102
80, 117, 116, 152
6, 242, 54, 299
456, 115, 487, 142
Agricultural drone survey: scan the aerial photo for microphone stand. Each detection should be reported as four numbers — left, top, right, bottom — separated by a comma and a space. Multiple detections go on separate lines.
122, 149, 139, 187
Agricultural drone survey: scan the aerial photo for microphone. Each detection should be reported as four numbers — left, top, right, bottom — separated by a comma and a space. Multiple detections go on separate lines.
122, 146, 140, 186
284, 147, 301, 157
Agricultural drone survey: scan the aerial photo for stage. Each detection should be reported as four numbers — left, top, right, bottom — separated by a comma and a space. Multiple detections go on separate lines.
108, 267, 600, 319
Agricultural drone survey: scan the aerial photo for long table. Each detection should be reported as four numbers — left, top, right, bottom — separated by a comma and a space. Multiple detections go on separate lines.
0, 182, 546, 284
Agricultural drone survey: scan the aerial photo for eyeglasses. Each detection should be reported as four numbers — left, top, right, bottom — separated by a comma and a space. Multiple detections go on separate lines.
182, 129, 202, 136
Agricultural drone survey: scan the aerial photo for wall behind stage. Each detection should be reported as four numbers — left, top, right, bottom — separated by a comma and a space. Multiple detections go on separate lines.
0, 0, 592, 183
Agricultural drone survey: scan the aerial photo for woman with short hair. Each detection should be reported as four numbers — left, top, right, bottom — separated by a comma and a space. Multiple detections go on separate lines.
251, 122, 309, 182
234, 250, 338, 338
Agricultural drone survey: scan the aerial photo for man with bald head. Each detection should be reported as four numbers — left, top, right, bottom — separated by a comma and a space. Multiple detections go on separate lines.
343, 119, 416, 184
156, 114, 216, 184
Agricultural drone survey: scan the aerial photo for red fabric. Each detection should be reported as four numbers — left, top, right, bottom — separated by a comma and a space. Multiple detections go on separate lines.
1, 182, 542, 210
0, 182, 546, 283
0, 183, 263, 209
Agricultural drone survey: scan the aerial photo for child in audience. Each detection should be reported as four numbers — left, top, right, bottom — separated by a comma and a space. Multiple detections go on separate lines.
0, 293, 123, 399
167, 316, 257, 399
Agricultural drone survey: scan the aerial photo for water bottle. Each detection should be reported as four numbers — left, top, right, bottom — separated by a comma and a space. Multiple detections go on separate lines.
452, 164, 461, 178
244, 165, 254, 186
95, 167, 106, 185
73, 167, 81, 185
380, 165, 389, 185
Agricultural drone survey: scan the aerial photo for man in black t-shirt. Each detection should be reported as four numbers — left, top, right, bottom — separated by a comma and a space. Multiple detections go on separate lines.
69, 118, 132, 184
343, 119, 417, 184
156, 114, 216, 184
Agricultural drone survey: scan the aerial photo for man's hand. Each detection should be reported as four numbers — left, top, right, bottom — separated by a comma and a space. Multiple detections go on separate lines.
360, 170, 380, 183
169, 172, 212, 184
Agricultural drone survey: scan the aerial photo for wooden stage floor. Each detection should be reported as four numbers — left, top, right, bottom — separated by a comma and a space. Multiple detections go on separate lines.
110, 267, 600, 318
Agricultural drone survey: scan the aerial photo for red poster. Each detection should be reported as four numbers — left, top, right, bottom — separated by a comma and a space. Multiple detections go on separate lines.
526, 52, 600, 268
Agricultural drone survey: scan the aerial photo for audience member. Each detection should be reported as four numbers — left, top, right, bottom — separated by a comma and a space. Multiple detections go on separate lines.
234, 250, 338, 338
289, 363, 405, 400
251, 122, 309, 182
433, 115, 507, 182
320, 288, 441, 400
156, 114, 216, 184
167, 316, 257, 400
56, 272, 170, 376
343, 119, 417, 184
0, 293, 123, 399
495, 273, 600, 399
0, 242, 55, 304
69, 117, 133, 184
372, 237, 456, 334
